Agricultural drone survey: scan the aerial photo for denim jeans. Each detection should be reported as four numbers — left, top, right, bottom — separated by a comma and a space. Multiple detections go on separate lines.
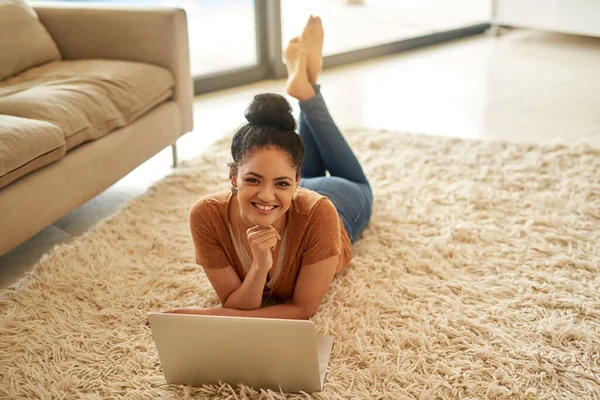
298, 85, 373, 243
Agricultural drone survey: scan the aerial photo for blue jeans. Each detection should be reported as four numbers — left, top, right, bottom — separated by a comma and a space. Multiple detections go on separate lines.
298, 85, 373, 243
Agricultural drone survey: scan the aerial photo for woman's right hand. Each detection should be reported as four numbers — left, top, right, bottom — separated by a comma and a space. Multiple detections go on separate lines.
246, 226, 281, 272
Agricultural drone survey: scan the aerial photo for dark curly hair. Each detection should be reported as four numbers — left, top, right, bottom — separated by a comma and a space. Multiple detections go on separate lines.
229, 93, 305, 179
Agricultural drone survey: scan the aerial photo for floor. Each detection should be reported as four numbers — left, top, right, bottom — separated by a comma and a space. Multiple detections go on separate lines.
1, 28, 600, 289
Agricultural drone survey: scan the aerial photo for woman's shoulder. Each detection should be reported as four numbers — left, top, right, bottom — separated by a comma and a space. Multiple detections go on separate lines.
189, 189, 231, 222
292, 187, 336, 218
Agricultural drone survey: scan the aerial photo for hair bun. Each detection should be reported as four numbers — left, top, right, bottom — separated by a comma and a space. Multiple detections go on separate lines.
244, 93, 296, 131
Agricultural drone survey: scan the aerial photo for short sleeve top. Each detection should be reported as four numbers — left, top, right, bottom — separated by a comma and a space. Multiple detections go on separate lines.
189, 188, 352, 300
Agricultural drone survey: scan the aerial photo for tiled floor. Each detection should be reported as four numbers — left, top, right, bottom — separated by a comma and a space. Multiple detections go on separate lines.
1, 28, 599, 289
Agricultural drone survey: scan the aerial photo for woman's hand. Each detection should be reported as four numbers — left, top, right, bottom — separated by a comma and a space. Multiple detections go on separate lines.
246, 226, 281, 272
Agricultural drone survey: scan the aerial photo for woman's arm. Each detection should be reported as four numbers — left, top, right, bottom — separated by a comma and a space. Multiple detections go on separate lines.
204, 263, 269, 310
169, 254, 339, 320
165, 303, 309, 320
203, 224, 281, 310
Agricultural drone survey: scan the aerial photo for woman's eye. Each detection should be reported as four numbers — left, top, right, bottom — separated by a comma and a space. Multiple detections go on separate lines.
245, 178, 259, 183
276, 182, 290, 187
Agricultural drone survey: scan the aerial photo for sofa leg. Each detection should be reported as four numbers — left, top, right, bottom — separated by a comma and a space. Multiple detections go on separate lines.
171, 142, 178, 168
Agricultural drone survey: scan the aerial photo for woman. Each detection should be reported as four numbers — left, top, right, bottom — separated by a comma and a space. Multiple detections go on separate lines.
167, 17, 373, 320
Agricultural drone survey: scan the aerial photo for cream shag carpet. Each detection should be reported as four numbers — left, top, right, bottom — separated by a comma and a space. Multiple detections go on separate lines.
1, 130, 599, 399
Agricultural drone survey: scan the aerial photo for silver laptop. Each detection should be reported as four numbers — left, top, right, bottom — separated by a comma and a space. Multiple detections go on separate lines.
147, 313, 334, 393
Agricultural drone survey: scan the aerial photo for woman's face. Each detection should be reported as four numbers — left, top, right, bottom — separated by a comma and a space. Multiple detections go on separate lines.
233, 146, 299, 228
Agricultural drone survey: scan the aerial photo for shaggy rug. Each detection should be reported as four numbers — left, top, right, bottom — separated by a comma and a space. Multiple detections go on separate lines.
1, 129, 599, 399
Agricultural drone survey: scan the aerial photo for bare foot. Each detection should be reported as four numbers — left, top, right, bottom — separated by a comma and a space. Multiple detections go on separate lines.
301, 15, 324, 86
283, 37, 315, 102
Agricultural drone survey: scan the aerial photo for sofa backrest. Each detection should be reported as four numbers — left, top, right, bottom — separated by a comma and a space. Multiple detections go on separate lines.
0, 0, 61, 81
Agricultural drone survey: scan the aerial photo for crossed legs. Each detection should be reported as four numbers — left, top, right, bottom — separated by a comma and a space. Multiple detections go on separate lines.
284, 17, 372, 242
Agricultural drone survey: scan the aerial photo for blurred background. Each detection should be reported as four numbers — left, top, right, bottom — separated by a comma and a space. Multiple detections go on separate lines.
5, 0, 600, 288
40, 0, 492, 93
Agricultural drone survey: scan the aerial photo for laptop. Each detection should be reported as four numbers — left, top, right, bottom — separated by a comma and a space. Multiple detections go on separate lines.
147, 313, 334, 393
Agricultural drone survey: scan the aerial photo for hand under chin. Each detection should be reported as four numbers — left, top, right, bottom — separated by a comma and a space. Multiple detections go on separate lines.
248, 215, 278, 228
254, 221, 275, 228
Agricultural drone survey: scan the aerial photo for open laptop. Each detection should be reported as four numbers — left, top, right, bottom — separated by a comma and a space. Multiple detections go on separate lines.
147, 313, 334, 393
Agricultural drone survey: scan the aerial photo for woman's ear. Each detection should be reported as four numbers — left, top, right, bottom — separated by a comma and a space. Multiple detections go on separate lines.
293, 177, 300, 201
229, 165, 238, 183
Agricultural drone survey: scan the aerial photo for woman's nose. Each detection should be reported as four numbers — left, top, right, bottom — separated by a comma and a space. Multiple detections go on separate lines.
257, 187, 274, 202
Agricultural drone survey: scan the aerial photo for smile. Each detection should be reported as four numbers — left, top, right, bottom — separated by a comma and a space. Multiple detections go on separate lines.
252, 203, 278, 213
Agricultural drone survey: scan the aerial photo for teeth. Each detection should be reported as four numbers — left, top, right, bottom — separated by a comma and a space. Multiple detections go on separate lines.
254, 203, 275, 211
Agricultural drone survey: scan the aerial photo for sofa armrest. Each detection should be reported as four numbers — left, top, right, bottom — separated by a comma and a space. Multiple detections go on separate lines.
34, 5, 193, 135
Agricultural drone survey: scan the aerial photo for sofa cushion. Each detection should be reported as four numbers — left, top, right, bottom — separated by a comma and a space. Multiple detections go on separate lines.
0, 115, 66, 189
0, 1, 61, 81
0, 60, 175, 150
1, 0, 38, 18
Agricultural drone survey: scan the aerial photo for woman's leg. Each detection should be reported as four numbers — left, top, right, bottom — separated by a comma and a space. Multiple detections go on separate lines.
282, 37, 325, 179
286, 17, 373, 242
298, 107, 326, 178
296, 15, 326, 179
300, 176, 372, 243
285, 18, 368, 186
297, 89, 374, 242
298, 85, 369, 186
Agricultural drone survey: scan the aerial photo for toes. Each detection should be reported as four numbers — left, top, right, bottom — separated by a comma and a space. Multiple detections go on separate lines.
313, 17, 322, 30
284, 38, 307, 60
304, 15, 318, 31
303, 16, 323, 34
287, 37, 302, 48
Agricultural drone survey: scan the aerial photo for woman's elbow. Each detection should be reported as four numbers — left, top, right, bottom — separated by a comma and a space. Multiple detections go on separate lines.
297, 305, 318, 320
222, 296, 261, 310
222, 301, 261, 311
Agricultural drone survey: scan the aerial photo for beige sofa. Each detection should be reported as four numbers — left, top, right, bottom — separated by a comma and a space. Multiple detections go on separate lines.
0, 2, 193, 256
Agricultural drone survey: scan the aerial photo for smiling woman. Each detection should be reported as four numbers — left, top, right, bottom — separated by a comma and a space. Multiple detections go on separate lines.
166, 16, 373, 320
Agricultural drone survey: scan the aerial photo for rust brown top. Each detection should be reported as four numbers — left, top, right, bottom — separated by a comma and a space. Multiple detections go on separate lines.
189, 188, 352, 301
